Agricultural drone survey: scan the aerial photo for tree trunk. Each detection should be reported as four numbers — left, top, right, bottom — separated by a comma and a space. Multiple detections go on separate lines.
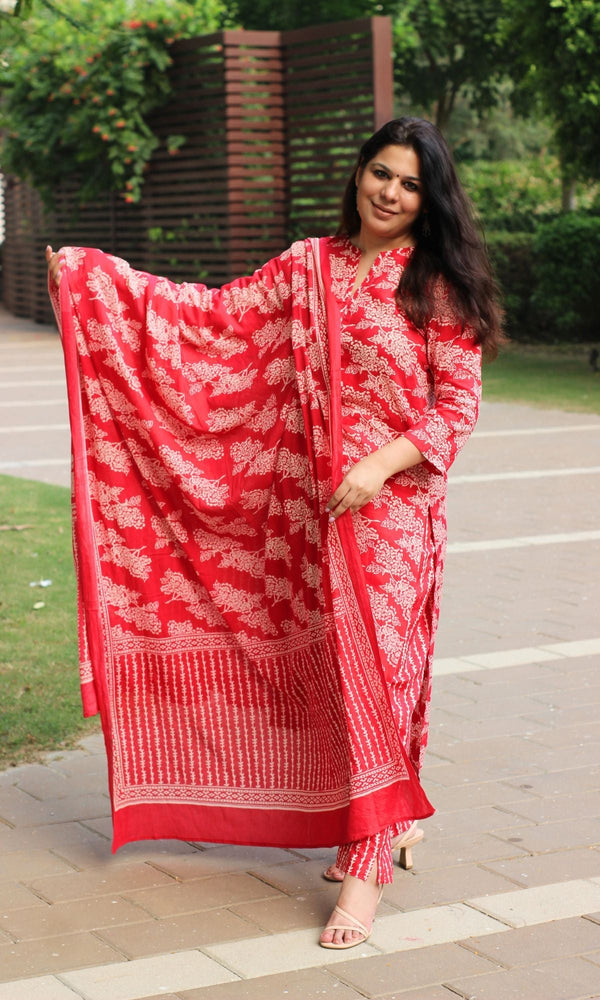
561, 175, 576, 212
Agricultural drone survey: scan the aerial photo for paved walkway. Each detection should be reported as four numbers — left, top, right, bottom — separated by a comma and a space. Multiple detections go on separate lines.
1, 306, 600, 1000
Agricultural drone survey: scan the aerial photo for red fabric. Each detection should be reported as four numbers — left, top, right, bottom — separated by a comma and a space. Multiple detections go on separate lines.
50, 237, 441, 853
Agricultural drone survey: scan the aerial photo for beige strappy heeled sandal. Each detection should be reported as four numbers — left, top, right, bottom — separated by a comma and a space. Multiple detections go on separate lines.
319, 887, 383, 950
393, 820, 424, 870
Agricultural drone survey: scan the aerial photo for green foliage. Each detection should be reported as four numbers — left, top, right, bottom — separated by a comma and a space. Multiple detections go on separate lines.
485, 213, 600, 343
222, 0, 401, 31
0, 0, 221, 206
501, 0, 600, 183
486, 230, 536, 337
531, 213, 600, 341
393, 0, 505, 129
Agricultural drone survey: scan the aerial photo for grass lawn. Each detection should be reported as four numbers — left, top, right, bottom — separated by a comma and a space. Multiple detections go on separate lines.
0, 475, 99, 771
483, 342, 600, 413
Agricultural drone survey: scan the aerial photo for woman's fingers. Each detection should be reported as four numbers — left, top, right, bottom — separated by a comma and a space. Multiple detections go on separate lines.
46, 245, 63, 286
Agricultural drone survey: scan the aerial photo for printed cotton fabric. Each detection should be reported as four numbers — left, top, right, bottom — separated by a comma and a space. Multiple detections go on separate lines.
50, 237, 445, 853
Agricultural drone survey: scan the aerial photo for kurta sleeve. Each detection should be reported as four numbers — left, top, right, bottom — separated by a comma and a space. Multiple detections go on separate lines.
402, 304, 482, 475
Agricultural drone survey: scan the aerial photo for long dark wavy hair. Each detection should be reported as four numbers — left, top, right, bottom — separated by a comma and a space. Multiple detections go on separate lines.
339, 117, 504, 358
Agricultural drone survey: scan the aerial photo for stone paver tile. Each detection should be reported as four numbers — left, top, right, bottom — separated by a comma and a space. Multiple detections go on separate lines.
530, 684, 600, 710
457, 661, 563, 693
0, 788, 110, 827
61, 952, 238, 1000
432, 715, 548, 742
29, 862, 174, 903
384, 862, 519, 910
463, 647, 563, 669
448, 955, 600, 1000
178, 968, 365, 999
83, 817, 114, 839
97, 909, 263, 958
247, 860, 333, 895
2, 896, 146, 940
426, 733, 539, 764
0, 880, 49, 910
525, 724, 600, 750
469, 878, 600, 928
425, 804, 530, 838
329, 942, 499, 997
423, 780, 535, 813
421, 757, 545, 788
515, 742, 600, 773
128, 995, 181, 1000
123, 873, 281, 918
50, 838, 201, 871
483, 847, 600, 888
230, 889, 333, 932
497, 791, 600, 825
492, 817, 600, 854
503, 768, 600, 800
205, 927, 378, 977
461, 915, 600, 967
0, 820, 110, 853
433, 694, 547, 722
408, 832, 529, 871
525, 704, 600, 730
376, 990, 462, 1000
0, 849, 74, 881
370, 902, 505, 953
0, 977, 82, 999
12, 762, 108, 801
0, 931, 123, 982
149, 845, 294, 880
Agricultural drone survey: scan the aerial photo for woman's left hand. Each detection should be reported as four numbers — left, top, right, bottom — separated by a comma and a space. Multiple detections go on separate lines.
327, 453, 389, 519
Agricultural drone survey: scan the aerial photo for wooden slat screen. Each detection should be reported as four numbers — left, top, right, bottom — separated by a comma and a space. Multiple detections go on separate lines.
2, 17, 393, 325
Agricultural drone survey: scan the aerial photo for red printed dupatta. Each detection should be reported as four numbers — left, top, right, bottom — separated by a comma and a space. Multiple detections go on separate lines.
51, 238, 432, 852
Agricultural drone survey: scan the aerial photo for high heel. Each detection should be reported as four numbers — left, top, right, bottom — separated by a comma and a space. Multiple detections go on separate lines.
319, 886, 383, 950
392, 821, 424, 870
322, 822, 424, 882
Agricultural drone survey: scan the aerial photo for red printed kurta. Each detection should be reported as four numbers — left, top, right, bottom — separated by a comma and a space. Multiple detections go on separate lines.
50, 235, 479, 854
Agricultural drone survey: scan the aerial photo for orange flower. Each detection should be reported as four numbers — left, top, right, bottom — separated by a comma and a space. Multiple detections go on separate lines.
116, 119, 126, 129
101, 133, 110, 141
127, 144, 138, 152
92, 125, 101, 133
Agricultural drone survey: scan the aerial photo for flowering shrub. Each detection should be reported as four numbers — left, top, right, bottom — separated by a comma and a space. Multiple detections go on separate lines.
0, 0, 222, 205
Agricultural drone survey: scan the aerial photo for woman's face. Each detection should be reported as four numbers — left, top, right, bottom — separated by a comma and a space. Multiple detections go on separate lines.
355, 144, 424, 250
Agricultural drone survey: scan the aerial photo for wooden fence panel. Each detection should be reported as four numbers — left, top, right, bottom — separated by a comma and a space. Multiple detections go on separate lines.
2, 17, 393, 325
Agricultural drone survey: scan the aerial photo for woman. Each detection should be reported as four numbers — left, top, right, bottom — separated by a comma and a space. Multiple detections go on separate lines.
47, 117, 502, 951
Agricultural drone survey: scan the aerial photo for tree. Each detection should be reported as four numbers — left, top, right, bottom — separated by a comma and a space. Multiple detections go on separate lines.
501, 0, 600, 208
392, 0, 506, 131
221, 0, 401, 32
0, 0, 223, 205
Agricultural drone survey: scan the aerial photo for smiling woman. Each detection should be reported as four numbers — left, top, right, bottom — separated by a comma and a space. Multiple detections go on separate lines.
46, 116, 503, 955
355, 146, 423, 251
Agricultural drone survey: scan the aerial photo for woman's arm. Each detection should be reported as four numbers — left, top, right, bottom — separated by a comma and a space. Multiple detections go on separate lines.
327, 438, 424, 519
328, 309, 481, 519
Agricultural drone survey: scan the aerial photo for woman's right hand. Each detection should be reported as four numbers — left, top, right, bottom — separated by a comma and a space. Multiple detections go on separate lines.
45, 245, 63, 286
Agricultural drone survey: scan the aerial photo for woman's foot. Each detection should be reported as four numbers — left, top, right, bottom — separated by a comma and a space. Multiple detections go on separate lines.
319, 868, 382, 948
322, 862, 344, 882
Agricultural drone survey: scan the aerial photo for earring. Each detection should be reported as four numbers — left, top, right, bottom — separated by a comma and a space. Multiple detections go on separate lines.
421, 215, 431, 238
